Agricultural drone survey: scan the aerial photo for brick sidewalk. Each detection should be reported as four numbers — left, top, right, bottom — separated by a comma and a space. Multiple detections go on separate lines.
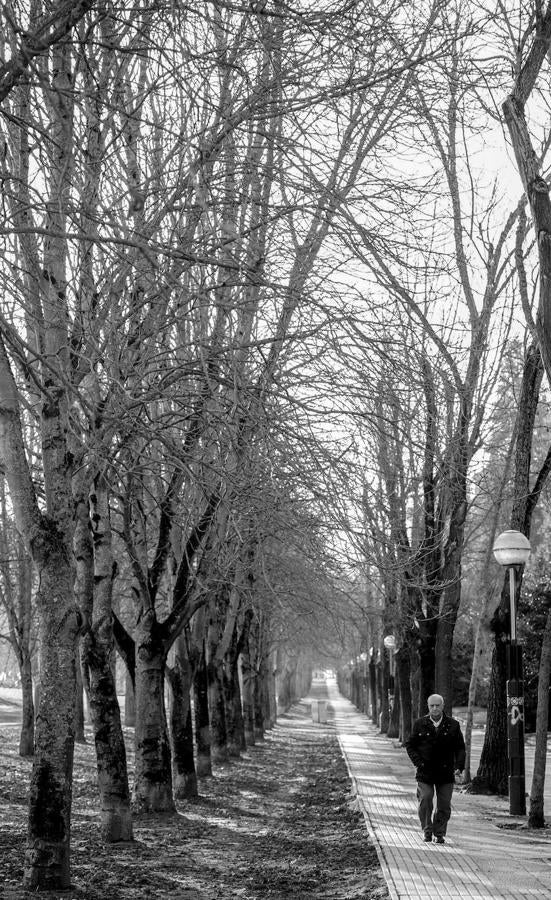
321, 680, 551, 900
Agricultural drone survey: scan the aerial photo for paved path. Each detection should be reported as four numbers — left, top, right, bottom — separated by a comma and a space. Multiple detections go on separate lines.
322, 680, 551, 900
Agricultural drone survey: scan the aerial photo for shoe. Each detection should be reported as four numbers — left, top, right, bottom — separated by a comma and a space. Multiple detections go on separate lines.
435, 836, 445, 844
423, 831, 433, 842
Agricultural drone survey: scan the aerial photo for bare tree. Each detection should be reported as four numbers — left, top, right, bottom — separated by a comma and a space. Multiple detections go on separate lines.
0, 0, 99, 102
0, 481, 36, 756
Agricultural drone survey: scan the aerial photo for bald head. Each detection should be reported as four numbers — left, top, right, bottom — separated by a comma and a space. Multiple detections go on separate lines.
427, 694, 444, 721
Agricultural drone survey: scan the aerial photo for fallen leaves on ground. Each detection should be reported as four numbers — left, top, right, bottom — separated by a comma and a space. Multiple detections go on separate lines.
0, 694, 388, 900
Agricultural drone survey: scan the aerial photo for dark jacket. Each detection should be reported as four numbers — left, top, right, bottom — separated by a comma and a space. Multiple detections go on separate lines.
405, 713, 466, 785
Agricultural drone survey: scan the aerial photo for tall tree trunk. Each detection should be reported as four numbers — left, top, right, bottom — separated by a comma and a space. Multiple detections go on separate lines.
417, 630, 436, 713
0, 198, 80, 889
194, 648, 212, 777
86, 637, 133, 838
124, 669, 136, 727
249, 617, 265, 739
502, 11, 551, 388
19, 648, 34, 757
396, 646, 412, 743
463, 621, 488, 783
167, 660, 198, 800
77, 475, 133, 840
241, 645, 256, 747
207, 596, 229, 764
20, 31, 79, 888
207, 655, 229, 764
528, 606, 551, 827
253, 661, 265, 740
74, 656, 86, 743
178, 704, 198, 799
473, 343, 547, 793
464, 427, 516, 782
434, 482, 468, 711
388, 678, 400, 739
472, 638, 509, 794
369, 657, 377, 725
24, 549, 80, 890
16, 540, 34, 757
223, 640, 245, 757
132, 617, 174, 812
234, 669, 247, 753
266, 649, 277, 728
168, 634, 198, 799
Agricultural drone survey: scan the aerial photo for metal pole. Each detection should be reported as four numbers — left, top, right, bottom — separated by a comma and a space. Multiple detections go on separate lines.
506, 565, 525, 816
509, 567, 516, 643
388, 647, 394, 710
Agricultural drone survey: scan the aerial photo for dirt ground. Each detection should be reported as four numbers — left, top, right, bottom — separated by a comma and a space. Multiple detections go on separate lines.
0, 692, 388, 900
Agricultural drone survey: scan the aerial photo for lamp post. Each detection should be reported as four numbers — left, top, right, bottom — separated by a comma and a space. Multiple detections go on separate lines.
383, 634, 396, 697
493, 529, 531, 816
349, 658, 356, 707
368, 647, 377, 725
360, 651, 368, 714
383, 634, 396, 673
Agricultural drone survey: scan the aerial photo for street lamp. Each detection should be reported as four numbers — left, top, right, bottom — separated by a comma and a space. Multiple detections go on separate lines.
360, 652, 368, 713
383, 634, 396, 715
493, 529, 531, 816
383, 634, 396, 674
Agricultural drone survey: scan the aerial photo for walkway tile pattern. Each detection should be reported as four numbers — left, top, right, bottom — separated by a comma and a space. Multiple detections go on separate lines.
325, 681, 551, 900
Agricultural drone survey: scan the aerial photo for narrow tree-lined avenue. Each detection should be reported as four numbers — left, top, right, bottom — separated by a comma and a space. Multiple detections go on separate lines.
3, 0, 551, 893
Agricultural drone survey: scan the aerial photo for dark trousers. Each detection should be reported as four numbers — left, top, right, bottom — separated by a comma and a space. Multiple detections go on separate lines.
416, 781, 454, 836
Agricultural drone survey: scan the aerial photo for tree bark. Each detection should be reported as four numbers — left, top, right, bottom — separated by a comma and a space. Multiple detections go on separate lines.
194, 647, 212, 777
463, 423, 516, 782
473, 343, 546, 792
86, 636, 133, 838
502, 6, 551, 388
77, 475, 133, 840
74, 657, 86, 743
471, 638, 509, 794
369, 657, 378, 725
223, 646, 245, 757
0, 266, 80, 890
207, 601, 229, 764
253, 646, 268, 740
241, 642, 256, 747
528, 604, 551, 827
167, 652, 198, 800
133, 615, 174, 812
208, 657, 229, 764
19, 648, 34, 757
388, 678, 400, 739
396, 646, 412, 743
124, 670, 136, 727
434, 478, 468, 711
0, 0, 99, 102
24, 546, 80, 890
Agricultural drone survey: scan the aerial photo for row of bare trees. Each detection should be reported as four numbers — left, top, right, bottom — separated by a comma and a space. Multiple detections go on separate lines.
337, 0, 551, 826
0, 0, 455, 891
7, 0, 551, 890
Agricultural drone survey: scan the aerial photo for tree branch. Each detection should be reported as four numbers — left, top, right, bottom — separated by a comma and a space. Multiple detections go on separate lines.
0, 0, 99, 103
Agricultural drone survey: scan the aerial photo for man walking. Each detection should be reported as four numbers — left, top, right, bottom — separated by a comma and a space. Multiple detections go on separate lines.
405, 693, 466, 844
